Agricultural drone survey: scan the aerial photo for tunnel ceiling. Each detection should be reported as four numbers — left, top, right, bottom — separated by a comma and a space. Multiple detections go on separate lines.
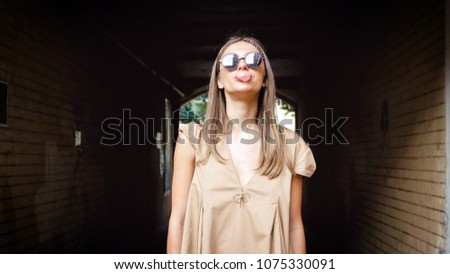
42, 0, 401, 100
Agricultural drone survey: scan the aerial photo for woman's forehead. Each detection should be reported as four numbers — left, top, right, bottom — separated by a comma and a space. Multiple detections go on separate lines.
223, 41, 259, 55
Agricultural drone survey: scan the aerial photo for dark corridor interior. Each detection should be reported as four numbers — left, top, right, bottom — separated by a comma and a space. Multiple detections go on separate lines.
71, 0, 396, 254
65, 0, 372, 254
1, 0, 444, 254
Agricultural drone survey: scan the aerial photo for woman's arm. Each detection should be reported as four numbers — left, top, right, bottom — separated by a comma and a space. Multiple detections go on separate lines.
166, 130, 195, 253
289, 174, 306, 254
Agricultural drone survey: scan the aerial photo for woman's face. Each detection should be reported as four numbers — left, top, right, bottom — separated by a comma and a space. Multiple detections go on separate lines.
217, 41, 265, 98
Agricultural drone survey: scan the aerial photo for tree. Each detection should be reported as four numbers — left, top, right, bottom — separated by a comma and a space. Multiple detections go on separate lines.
179, 95, 295, 125
276, 98, 295, 117
179, 94, 207, 123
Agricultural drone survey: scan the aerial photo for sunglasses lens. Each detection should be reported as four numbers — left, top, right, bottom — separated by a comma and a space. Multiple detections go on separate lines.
221, 53, 238, 70
245, 52, 263, 68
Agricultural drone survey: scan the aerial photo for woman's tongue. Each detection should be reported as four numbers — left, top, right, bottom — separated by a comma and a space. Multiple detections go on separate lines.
235, 72, 251, 82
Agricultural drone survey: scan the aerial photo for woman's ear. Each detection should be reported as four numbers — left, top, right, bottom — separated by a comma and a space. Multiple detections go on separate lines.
217, 79, 224, 89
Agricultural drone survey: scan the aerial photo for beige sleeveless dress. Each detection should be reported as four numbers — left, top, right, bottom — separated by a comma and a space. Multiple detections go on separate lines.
179, 125, 316, 254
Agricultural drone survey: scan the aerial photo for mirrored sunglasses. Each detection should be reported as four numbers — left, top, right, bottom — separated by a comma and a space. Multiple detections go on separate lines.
219, 52, 264, 71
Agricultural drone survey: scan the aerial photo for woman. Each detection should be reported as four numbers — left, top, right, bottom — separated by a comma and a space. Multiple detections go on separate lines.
167, 34, 316, 254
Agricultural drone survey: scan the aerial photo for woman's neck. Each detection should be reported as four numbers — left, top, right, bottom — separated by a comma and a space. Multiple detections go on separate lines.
225, 95, 259, 124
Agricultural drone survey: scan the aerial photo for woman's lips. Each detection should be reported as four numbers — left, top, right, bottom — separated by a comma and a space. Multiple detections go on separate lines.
235, 72, 251, 82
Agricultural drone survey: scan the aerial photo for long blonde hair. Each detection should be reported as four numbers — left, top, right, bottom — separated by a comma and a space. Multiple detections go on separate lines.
200, 34, 288, 179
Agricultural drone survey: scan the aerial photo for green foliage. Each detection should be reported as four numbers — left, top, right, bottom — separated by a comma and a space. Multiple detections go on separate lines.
179, 94, 208, 123
179, 95, 295, 123
276, 98, 295, 117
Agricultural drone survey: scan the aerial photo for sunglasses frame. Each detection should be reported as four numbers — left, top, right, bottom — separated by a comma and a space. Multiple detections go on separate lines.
219, 52, 264, 71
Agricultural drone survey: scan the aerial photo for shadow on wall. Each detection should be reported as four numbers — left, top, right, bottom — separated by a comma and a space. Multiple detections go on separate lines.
303, 148, 347, 254
84, 224, 168, 254
83, 146, 169, 254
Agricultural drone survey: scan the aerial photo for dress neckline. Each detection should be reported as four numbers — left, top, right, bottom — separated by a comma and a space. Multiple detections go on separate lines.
224, 140, 258, 187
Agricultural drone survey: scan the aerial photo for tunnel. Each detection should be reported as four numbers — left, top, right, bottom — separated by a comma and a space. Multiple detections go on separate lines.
0, 0, 449, 254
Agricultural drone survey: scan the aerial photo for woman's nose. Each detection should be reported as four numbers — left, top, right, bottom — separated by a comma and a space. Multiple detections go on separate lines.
237, 58, 248, 69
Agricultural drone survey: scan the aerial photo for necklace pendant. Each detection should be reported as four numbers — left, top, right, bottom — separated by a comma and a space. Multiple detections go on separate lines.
233, 187, 250, 207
